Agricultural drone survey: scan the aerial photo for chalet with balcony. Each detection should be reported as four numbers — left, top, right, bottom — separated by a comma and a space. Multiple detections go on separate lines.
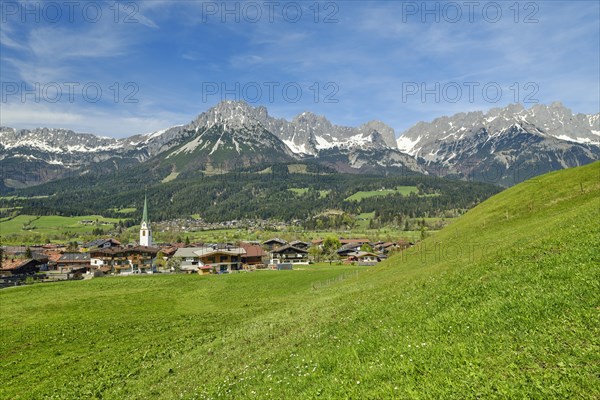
347, 251, 381, 266
269, 245, 309, 265
90, 246, 160, 274
289, 240, 310, 250
174, 244, 246, 274
239, 242, 267, 267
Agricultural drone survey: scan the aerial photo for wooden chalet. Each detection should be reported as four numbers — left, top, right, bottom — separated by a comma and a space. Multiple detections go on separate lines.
262, 238, 287, 250
239, 242, 267, 267
289, 240, 310, 250
0, 258, 46, 275
55, 252, 91, 273
89, 246, 160, 274
269, 245, 309, 265
174, 244, 246, 274
346, 251, 381, 266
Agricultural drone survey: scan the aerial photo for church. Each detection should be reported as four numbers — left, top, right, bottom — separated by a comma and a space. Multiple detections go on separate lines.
139, 195, 153, 247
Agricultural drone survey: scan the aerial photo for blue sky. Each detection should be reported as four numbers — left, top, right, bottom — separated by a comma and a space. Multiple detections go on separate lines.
1, 0, 599, 138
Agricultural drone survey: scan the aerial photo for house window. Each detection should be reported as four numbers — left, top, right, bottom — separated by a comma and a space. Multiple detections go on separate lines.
142, 231, 146, 236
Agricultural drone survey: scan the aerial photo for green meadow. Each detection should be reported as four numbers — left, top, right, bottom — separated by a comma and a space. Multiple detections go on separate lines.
288, 188, 331, 198
1, 162, 598, 399
344, 185, 419, 201
0, 215, 121, 236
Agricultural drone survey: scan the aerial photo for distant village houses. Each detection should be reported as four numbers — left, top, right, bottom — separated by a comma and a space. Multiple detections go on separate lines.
0, 195, 417, 287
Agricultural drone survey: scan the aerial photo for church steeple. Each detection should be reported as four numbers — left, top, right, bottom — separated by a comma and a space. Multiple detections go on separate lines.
141, 194, 149, 225
139, 193, 152, 247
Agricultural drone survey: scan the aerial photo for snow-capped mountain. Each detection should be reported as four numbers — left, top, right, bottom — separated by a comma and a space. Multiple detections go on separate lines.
1, 101, 597, 189
398, 102, 599, 185
173, 100, 398, 155
0, 101, 415, 188
0, 127, 149, 188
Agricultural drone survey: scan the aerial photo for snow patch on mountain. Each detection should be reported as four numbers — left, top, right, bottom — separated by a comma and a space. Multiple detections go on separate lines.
396, 134, 422, 156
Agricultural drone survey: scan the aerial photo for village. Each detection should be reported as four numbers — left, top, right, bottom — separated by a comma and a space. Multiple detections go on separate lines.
0, 196, 413, 287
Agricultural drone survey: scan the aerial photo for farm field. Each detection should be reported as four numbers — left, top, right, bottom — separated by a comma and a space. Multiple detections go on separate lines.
0, 215, 120, 235
344, 185, 418, 201
0, 215, 422, 245
1, 162, 599, 398
0, 215, 122, 244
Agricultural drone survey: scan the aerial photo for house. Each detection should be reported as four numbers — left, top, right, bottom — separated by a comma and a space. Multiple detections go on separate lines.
262, 238, 287, 250
44, 251, 63, 270
336, 243, 362, 258
311, 239, 323, 248
55, 252, 90, 273
339, 238, 372, 246
239, 242, 267, 267
90, 246, 160, 274
347, 251, 381, 266
174, 244, 246, 274
159, 246, 179, 259
0, 258, 45, 275
269, 245, 309, 265
84, 238, 121, 250
173, 247, 203, 273
373, 241, 394, 252
396, 240, 414, 250
373, 240, 413, 254
289, 240, 310, 250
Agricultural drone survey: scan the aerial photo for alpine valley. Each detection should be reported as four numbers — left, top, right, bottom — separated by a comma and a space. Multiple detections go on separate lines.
1, 101, 597, 191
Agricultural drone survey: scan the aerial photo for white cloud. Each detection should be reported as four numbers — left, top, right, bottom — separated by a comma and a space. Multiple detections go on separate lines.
0, 102, 191, 138
28, 26, 128, 60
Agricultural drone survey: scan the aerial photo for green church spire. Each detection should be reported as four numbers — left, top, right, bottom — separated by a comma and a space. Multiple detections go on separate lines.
142, 194, 149, 224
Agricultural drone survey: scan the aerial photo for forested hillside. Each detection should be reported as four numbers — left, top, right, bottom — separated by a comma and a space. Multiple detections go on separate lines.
1, 163, 500, 225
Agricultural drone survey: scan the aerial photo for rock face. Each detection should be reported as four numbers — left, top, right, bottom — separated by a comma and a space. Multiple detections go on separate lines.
397, 102, 599, 185
1, 101, 597, 189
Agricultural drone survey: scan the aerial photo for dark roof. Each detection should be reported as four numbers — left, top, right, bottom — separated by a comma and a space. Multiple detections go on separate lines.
263, 238, 287, 245
337, 243, 362, 252
270, 245, 309, 254
290, 240, 310, 247
0, 258, 42, 271
58, 252, 90, 262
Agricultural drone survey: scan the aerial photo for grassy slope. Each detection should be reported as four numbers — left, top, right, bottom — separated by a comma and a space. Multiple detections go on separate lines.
1, 162, 599, 399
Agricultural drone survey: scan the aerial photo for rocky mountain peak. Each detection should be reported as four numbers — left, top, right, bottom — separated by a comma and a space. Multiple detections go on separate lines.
358, 120, 397, 148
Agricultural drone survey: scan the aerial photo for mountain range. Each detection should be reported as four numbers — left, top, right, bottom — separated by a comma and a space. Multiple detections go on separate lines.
398, 102, 599, 185
0, 101, 597, 190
